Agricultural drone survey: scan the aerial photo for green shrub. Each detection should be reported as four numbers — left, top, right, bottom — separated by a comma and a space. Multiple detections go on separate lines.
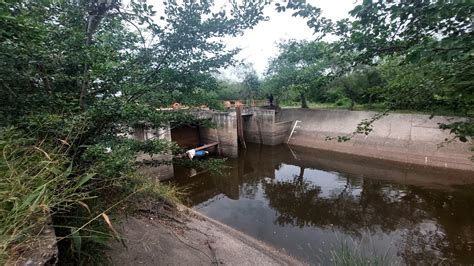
325, 87, 346, 103
335, 98, 352, 107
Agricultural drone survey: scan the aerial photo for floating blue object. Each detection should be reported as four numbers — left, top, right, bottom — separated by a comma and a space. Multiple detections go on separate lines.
195, 150, 207, 157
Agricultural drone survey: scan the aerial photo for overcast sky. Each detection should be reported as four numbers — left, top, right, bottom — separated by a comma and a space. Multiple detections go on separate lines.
221, 0, 357, 79
144, 0, 357, 80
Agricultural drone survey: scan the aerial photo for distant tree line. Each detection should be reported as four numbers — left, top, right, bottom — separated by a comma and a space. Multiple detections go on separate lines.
218, 1, 472, 143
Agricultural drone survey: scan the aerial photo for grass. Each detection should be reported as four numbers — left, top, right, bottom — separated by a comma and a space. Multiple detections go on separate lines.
322, 233, 401, 266
329, 241, 397, 266
0, 130, 92, 263
0, 128, 182, 264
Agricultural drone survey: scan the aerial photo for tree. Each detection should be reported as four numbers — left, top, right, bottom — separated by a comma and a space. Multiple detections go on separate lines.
309, 1, 473, 143
0, 0, 268, 119
265, 40, 334, 108
0, 0, 273, 262
240, 64, 261, 100
214, 64, 261, 101
324, 66, 384, 109
340, 72, 367, 110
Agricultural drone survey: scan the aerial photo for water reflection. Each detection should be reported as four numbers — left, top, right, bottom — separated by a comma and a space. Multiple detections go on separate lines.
173, 144, 474, 264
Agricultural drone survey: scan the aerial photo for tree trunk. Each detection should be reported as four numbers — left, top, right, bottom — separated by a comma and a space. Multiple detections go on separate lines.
350, 98, 355, 110
79, 2, 111, 111
79, 16, 94, 111
300, 92, 308, 109
298, 167, 305, 180
295, 167, 305, 185
367, 94, 373, 108
37, 63, 52, 95
79, 62, 89, 111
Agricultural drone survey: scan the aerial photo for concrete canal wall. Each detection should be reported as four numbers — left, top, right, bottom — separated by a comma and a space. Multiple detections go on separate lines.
278, 108, 474, 171
242, 108, 293, 146
132, 107, 473, 173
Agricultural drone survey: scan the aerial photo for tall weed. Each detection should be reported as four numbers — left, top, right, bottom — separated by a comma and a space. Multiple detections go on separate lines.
0, 129, 92, 263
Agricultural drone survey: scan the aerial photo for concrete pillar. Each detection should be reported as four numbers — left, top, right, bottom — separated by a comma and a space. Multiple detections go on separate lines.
242, 108, 293, 145
199, 112, 238, 158
134, 124, 174, 181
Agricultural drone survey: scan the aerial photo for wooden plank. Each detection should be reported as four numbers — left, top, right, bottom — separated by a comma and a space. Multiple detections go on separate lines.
236, 105, 246, 149
194, 142, 219, 151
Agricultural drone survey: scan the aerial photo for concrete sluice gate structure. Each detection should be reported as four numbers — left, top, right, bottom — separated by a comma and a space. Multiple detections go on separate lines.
132, 107, 473, 180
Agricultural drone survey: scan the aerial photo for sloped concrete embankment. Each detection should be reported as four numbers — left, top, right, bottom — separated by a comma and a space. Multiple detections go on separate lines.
278, 108, 473, 171
108, 206, 303, 265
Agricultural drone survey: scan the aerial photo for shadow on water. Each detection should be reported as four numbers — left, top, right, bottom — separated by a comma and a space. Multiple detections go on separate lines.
172, 143, 474, 264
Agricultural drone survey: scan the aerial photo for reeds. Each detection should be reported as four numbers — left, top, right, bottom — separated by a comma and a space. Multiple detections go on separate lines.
0, 129, 92, 263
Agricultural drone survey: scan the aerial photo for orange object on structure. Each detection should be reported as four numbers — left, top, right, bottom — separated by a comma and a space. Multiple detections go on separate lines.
223, 101, 231, 109
172, 102, 181, 109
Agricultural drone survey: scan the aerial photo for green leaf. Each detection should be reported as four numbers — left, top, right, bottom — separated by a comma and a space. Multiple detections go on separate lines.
71, 228, 82, 254
76, 173, 96, 188
20, 184, 46, 210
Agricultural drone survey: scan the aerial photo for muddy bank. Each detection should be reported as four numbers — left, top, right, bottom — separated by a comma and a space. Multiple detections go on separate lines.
278, 108, 473, 171
108, 203, 303, 265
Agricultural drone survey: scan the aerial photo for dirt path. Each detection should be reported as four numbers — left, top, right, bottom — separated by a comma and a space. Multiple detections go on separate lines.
108, 205, 304, 265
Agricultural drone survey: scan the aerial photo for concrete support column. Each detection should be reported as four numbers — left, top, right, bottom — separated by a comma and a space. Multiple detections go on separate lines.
242, 108, 293, 145
133, 124, 175, 181
199, 112, 238, 158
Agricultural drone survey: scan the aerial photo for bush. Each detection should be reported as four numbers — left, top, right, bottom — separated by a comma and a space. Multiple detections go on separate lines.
335, 98, 352, 107
324, 87, 346, 103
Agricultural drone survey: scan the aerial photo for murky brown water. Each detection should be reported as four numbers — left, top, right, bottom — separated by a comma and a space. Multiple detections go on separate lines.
173, 144, 474, 264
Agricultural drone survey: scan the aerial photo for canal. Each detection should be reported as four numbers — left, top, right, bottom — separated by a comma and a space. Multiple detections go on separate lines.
173, 144, 474, 264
